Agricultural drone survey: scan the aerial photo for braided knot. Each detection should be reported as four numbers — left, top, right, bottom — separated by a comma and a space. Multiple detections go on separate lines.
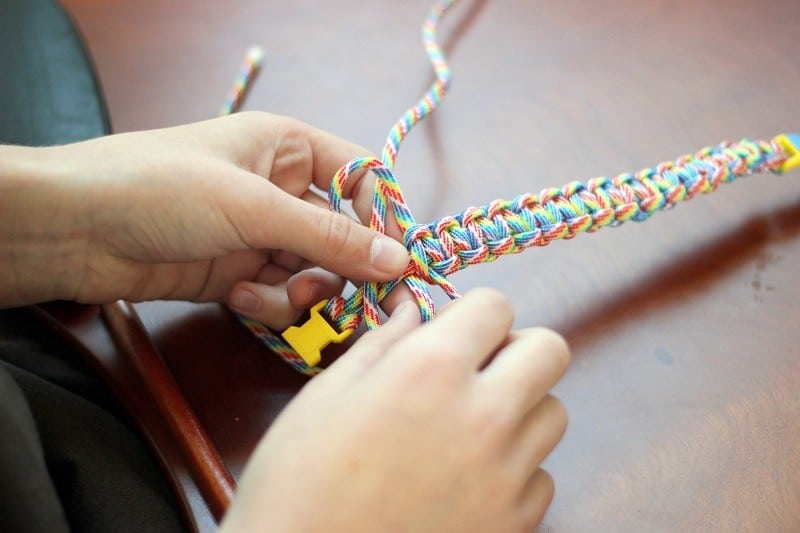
323, 137, 787, 334
397, 137, 787, 299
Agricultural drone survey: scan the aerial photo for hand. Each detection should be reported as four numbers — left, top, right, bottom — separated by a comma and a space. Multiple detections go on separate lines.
0, 112, 410, 327
221, 288, 570, 532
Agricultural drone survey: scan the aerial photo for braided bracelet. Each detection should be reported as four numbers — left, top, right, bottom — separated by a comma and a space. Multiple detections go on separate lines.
227, 0, 799, 376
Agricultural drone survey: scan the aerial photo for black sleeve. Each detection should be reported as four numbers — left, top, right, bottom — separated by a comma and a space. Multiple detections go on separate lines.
0, 308, 188, 533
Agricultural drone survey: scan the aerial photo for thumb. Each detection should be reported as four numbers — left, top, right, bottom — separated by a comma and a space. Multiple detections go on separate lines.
255, 185, 410, 282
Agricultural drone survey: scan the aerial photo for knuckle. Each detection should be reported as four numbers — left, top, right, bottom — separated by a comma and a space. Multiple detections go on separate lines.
352, 325, 386, 349
519, 469, 555, 530
467, 287, 511, 312
530, 327, 571, 371
316, 211, 354, 259
402, 344, 459, 386
546, 395, 569, 436
259, 304, 301, 332
456, 288, 514, 333
426, 342, 464, 367
538, 469, 556, 505
232, 110, 275, 133
541, 468, 555, 492
471, 396, 517, 437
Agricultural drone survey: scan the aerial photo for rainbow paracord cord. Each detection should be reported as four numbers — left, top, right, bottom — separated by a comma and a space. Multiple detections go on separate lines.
231, 0, 798, 376
219, 46, 264, 117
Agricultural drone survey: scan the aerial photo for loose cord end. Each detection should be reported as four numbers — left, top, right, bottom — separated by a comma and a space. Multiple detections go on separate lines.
219, 46, 264, 116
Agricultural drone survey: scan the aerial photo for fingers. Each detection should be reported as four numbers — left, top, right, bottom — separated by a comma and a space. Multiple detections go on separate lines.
475, 328, 566, 517
299, 117, 406, 242
477, 327, 568, 486
210, 114, 411, 283
303, 123, 373, 196
512, 394, 568, 474
320, 302, 422, 387
377, 282, 417, 316
226, 177, 411, 326
302, 123, 408, 266
518, 469, 555, 529
385, 288, 513, 374
251, 185, 408, 282
212, 112, 372, 201
285, 268, 346, 310
479, 328, 570, 415
229, 281, 299, 330
230, 267, 347, 330
300, 183, 414, 316
179, 113, 486, 343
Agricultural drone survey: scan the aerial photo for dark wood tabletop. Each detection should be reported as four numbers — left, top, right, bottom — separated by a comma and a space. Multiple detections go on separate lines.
58, 0, 800, 531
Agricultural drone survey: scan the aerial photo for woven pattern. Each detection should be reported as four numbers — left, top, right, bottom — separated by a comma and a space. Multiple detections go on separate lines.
405, 139, 786, 276
233, 0, 789, 375
325, 138, 787, 336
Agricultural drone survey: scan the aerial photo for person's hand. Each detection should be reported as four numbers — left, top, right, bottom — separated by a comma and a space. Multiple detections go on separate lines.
0, 112, 410, 327
221, 288, 570, 532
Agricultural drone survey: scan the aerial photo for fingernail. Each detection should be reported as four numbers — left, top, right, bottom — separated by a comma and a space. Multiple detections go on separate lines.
232, 289, 260, 313
370, 236, 409, 274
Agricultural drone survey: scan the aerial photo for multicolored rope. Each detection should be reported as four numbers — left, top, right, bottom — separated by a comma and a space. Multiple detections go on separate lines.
219, 46, 264, 116
326, 0, 455, 330
230, 0, 796, 375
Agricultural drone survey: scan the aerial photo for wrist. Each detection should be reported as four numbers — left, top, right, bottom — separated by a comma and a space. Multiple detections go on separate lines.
0, 144, 91, 307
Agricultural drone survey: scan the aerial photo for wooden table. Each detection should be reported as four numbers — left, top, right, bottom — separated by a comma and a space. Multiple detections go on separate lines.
58, 0, 800, 531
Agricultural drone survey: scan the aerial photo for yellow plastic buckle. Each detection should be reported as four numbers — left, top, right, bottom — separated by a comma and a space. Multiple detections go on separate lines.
775, 133, 800, 172
281, 300, 354, 368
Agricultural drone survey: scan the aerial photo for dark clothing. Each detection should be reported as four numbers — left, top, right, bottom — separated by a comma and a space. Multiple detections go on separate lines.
0, 308, 187, 532
0, 0, 109, 145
